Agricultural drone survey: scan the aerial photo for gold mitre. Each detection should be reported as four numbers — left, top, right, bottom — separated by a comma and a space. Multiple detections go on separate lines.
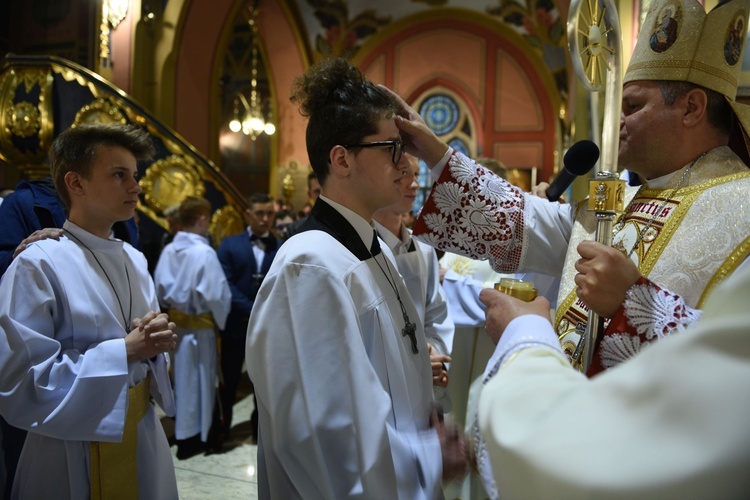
625, 0, 750, 163
625, 0, 748, 98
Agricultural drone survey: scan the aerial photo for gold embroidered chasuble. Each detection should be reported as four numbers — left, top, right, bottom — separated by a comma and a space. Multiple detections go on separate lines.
555, 146, 750, 358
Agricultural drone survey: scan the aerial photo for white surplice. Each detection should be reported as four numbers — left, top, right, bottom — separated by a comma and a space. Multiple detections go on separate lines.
375, 221, 455, 411
0, 220, 177, 499
154, 231, 230, 441
247, 198, 442, 499
478, 264, 750, 499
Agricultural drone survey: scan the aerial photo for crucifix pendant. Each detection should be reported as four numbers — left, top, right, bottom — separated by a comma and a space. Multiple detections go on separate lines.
401, 314, 418, 354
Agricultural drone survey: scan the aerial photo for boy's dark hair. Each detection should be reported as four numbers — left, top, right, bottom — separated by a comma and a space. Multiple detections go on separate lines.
50, 123, 154, 209
290, 58, 399, 184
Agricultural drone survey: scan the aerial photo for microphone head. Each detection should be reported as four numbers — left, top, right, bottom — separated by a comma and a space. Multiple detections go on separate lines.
563, 140, 600, 175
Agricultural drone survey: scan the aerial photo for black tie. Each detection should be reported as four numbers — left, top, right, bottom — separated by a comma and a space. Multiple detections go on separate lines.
251, 233, 275, 250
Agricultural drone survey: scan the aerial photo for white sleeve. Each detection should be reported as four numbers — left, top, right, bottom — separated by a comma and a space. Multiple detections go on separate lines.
422, 244, 454, 357
0, 251, 131, 442
195, 248, 232, 330
440, 268, 490, 328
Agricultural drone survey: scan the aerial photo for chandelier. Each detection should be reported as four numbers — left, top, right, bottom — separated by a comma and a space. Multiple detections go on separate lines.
228, 6, 275, 139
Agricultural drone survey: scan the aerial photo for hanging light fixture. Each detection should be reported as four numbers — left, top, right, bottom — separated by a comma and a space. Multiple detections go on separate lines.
228, 5, 275, 139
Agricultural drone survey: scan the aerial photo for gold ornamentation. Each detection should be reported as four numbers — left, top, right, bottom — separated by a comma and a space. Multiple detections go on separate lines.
625, 0, 749, 100
10, 102, 41, 138
17, 69, 49, 94
614, 152, 705, 259
0, 66, 54, 178
2, 56, 248, 240
281, 174, 296, 205
139, 156, 205, 213
73, 97, 127, 126
210, 205, 245, 247
588, 176, 625, 212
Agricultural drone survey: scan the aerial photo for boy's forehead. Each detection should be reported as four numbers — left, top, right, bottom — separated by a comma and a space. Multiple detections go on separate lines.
367, 116, 399, 139
91, 144, 137, 166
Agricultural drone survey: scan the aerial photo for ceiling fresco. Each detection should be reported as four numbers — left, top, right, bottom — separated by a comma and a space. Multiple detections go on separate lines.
292, 0, 568, 98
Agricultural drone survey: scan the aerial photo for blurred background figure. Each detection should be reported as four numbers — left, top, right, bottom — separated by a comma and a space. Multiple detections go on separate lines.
400, 210, 416, 229
154, 196, 231, 460
272, 209, 296, 240
284, 172, 320, 239
213, 193, 281, 447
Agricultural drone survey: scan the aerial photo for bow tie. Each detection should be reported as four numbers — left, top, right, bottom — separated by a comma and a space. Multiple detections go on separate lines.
251, 233, 275, 249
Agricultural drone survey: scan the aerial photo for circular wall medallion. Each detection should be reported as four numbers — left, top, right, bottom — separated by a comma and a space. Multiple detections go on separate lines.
419, 94, 459, 136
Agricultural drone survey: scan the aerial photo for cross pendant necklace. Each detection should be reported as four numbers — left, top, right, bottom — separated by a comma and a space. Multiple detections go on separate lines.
371, 251, 419, 354
64, 228, 132, 332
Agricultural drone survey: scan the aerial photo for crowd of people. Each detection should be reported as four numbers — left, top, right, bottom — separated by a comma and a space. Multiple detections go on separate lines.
0, 0, 749, 497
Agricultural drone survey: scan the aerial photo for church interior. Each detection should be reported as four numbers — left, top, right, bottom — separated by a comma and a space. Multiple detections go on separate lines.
0, 0, 747, 498
7, 0, 743, 242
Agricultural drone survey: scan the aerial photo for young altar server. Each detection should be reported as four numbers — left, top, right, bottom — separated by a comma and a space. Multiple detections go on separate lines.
372, 154, 454, 408
154, 195, 231, 459
246, 57, 467, 498
0, 123, 179, 499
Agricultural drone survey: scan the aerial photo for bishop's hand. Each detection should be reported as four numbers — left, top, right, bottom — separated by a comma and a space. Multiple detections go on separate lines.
574, 240, 642, 318
377, 84, 450, 168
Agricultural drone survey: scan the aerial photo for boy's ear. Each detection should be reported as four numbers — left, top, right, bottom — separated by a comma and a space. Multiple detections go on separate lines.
64, 171, 85, 199
329, 145, 352, 178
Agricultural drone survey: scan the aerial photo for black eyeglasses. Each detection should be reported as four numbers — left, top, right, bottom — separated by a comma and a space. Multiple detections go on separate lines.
343, 140, 405, 165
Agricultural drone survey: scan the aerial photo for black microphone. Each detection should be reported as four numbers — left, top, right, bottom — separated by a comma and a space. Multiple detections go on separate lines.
546, 140, 600, 202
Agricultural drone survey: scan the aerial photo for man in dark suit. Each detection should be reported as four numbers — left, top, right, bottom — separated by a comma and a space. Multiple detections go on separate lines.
213, 193, 280, 446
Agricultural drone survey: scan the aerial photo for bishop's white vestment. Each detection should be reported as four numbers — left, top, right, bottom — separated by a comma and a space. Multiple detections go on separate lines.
414, 146, 750, 373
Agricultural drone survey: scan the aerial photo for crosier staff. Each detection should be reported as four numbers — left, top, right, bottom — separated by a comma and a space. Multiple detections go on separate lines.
566, 0, 626, 372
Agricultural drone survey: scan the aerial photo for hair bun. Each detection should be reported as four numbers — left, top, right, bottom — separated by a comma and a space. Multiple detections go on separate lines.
290, 58, 368, 117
